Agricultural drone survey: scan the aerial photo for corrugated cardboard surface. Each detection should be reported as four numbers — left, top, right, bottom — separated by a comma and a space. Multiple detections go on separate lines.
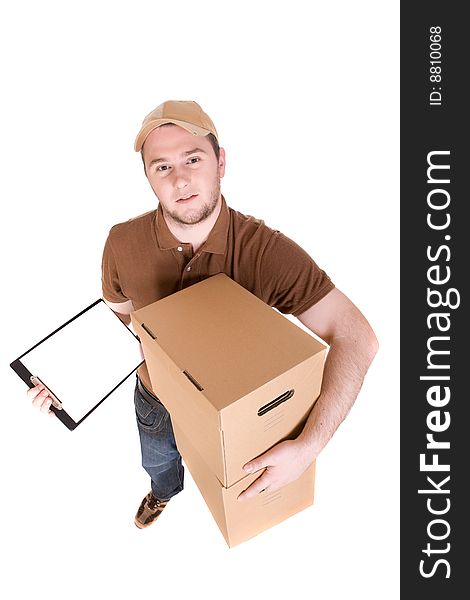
132, 273, 327, 410
131, 274, 327, 487
174, 423, 316, 548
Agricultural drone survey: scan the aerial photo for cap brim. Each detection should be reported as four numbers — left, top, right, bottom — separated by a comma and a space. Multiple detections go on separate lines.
134, 119, 212, 152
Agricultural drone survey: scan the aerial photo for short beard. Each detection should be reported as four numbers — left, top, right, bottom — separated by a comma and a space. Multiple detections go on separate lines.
163, 173, 221, 227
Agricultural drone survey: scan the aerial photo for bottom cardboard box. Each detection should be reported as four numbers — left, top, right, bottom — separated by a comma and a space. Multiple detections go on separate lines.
174, 423, 315, 548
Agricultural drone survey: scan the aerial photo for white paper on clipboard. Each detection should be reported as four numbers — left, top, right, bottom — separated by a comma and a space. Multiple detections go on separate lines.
20, 301, 143, 422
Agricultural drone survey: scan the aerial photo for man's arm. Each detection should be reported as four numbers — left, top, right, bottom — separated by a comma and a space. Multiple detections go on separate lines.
103, 298, 135, 326
238, 287, 379, 500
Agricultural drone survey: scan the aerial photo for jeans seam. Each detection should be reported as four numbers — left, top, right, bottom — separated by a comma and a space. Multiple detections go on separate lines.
134, 388, 168, 432
135, 377, 184, 500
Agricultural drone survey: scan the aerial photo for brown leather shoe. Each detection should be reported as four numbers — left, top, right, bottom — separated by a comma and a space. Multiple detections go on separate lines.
134, 491, 169, 529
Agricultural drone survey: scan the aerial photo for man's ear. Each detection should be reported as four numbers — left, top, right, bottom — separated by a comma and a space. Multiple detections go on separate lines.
141, 149, 147, 177
218, 147, 226, 178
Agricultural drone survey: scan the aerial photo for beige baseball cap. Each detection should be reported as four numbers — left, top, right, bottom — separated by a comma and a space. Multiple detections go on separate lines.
134, 100, 218, 152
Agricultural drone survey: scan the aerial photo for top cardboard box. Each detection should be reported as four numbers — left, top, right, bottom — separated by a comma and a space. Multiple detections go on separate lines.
131, 274, 328, 487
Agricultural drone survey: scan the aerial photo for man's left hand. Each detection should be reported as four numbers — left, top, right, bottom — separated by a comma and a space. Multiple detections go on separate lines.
237, 439, 312, 501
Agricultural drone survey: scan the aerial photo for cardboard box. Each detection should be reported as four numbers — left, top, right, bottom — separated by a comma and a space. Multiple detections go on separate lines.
131, 273, 328, 487
173, 422, 316, 548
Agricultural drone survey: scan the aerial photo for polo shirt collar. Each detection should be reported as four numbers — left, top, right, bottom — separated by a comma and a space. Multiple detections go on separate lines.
155, 194, 230, 255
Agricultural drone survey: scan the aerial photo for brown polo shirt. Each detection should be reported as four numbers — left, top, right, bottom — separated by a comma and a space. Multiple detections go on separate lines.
101, 195, 334, 393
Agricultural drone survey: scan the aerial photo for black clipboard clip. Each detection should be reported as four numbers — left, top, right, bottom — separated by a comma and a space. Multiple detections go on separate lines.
30, 375, 63, 410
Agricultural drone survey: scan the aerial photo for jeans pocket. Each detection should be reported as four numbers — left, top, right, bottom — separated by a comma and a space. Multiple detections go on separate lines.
134, 390, 168, 433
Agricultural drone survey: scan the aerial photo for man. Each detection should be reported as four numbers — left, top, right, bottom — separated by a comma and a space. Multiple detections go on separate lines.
30, 100, 378, 529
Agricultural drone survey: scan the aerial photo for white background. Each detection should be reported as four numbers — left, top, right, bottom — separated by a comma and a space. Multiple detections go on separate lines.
0, 1, 399, 598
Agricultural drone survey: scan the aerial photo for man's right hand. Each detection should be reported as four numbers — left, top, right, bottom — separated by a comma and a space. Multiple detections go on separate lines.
27, 383, 56, 418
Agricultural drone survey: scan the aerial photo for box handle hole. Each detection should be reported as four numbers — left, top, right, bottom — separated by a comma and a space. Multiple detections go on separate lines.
141, 323, 157, 340
183, 370, 204, 391
257, 389, 294, 416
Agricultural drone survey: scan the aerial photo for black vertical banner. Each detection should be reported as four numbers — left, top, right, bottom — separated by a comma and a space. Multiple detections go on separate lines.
401, 3, 467, 597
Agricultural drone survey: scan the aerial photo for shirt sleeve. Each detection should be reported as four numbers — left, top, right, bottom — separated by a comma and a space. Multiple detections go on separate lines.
101, 232, 129, 303
259, 231, 335, 316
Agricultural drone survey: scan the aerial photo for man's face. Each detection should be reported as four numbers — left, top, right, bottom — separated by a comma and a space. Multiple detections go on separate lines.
142, 125, 225, 227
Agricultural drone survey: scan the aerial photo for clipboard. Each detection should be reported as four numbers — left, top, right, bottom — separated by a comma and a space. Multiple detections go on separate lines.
10, 299, 144, 430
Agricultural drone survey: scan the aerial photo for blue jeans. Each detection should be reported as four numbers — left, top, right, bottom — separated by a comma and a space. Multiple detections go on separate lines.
134, 377, 184, 501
